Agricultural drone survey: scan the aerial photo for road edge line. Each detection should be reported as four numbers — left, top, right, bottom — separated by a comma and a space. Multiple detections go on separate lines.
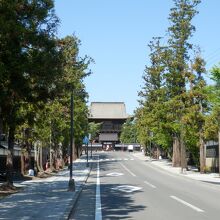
95, 155, 102, 220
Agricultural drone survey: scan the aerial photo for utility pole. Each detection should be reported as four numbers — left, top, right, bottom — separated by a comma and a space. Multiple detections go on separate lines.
87, 142, 89, 167
69, 90, 75, 191
90, 141, 93, 159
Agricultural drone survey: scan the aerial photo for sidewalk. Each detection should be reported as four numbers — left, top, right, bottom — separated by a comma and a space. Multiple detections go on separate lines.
0, 156, 92, 220
133, 152, 220, 185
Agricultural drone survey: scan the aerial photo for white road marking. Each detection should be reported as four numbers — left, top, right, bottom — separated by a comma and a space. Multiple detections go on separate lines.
119, 162, 136, 177
111, 185, 142, 193
144, 181, 157, 189
95, 156, 102, 220
99, 158, 134, 162
170, 196, 204, 213
106, 172, 124, 177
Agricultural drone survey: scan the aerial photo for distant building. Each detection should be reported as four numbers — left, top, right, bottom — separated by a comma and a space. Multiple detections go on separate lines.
88, 102, 129, 148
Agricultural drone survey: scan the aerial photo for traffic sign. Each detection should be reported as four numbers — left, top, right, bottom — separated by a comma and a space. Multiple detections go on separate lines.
83, 136, 89, 144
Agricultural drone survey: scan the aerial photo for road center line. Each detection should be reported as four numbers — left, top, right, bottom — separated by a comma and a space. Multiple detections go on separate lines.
119, 162, 136, 177
170, 195, 204, 213
144, 180, 157, 189
95, 156, 102, 220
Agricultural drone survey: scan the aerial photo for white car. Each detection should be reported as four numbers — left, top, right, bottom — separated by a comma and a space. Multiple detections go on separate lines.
128, 145, 134, 152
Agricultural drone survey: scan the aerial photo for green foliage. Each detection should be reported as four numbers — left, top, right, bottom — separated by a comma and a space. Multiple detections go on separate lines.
0, 1, 92, 178
57, 35, 92, 148
137, 37, 172, 150
0, 0, 61, 148
137, 0, 204, 164
88, 122, 101, 141
31, 35, 92, 154
205, 64, 220, 139
120, 118, 137, 144
210, 63, 220, 88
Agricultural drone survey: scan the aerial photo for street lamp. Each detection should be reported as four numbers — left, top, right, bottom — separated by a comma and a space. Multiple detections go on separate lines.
68, 90, 75, 191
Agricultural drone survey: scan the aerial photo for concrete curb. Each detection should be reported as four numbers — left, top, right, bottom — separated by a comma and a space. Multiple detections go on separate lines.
62, 187, 83, 220
62, 163, 93, 220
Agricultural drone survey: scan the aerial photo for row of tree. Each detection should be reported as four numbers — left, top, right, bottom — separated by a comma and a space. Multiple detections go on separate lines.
122, 0, 220, 174
0, 1, 92, 187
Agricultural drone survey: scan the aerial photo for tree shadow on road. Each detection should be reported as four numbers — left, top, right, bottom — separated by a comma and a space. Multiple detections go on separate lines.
71, 152, 147, 220
101, 183, 146, 219
71, 180, 146, 220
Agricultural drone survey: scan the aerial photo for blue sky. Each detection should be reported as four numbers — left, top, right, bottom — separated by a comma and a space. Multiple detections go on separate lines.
54, 0, 220, 114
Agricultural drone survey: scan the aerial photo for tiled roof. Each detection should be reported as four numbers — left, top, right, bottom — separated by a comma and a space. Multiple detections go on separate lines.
89, 102, 129, 119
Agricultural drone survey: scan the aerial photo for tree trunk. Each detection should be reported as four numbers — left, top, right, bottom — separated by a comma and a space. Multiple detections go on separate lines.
199, 129, 205, 173
24, 143, 31, 173
20, 149, 25, 176
27, 143, 32, 170
39, 146, 43, 171
156, 147, 161, 159
34, 143, 38, 174
172, 135, 181, 167
51, 149, 56, 171
36, 146, 42, 172
0, 107, 3, 136
49, 148, 53, 170
6, 125, 15, 186
76, 144, 79, 158
73, 140, 76, 161
199, 97, 205, 173
49, 130, 53, 170
180, 131, 187, 172
219, 131, 220, 176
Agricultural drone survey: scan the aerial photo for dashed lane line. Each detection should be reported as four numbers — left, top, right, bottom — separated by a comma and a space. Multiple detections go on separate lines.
144, 180, 157, 189
119, 162, 136, 177
170, 195, 205, 213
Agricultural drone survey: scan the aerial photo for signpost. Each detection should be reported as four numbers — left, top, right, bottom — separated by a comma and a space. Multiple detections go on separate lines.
83, 136, 89, 167
88, 133, 92, 159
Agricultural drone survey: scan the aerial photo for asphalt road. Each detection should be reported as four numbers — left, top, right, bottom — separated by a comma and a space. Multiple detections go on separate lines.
70, 151, 220, 220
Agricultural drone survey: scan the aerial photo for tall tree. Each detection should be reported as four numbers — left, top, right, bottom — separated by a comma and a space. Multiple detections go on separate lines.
165, 0, 201, 170
57, 35, 92, 159
209, 63, 220, 175
181, 52, 207, 172
191, 54, 207, 172
137, 37, 171, 155
0, 0, 61, 187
